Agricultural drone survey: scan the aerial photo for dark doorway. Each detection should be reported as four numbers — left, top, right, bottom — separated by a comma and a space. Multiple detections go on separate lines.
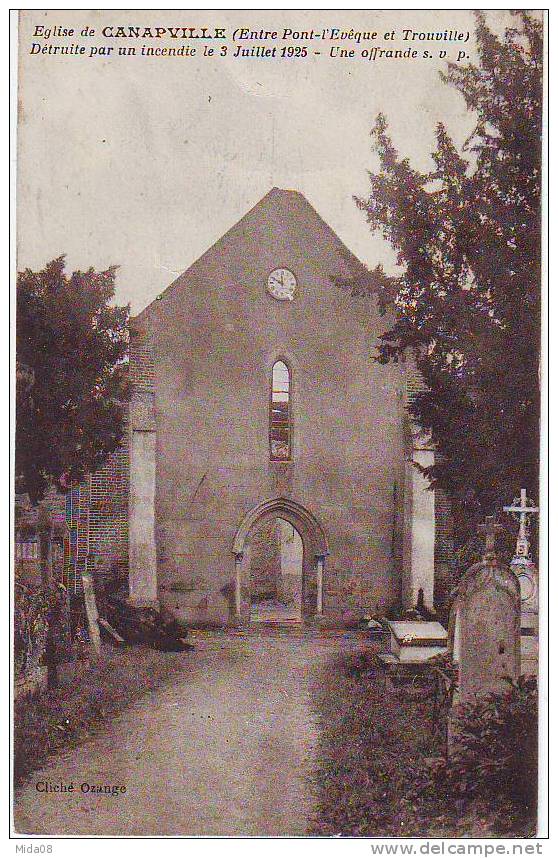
248, 516, 303, 623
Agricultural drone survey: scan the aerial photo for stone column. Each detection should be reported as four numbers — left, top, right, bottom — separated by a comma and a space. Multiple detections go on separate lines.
403, 429, 435, 610
316, 555, 324, 615
234, 553, 243, 620
128, 394, 158, 607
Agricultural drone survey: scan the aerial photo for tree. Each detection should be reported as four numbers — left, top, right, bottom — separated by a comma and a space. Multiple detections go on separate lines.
16, 256, 129, 684
354, 12, 542, 544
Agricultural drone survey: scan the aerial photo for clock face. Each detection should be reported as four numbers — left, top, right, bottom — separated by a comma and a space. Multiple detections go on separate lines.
267, 268, 297, 301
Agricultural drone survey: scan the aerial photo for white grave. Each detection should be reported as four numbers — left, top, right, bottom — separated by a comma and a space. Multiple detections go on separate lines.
385, 620, 448, 664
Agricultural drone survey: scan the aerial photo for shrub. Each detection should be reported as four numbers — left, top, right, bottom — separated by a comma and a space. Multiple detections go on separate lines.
443, 677, 537, 814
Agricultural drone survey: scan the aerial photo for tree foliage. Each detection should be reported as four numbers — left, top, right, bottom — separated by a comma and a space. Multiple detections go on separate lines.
16, 256, 129, 504
355, 12, 542, 540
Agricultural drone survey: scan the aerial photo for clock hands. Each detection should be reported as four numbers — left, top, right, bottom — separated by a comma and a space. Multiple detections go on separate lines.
267, 269, 296, 300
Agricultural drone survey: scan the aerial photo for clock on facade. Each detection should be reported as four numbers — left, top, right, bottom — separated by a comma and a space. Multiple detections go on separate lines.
266, 268, 297, 301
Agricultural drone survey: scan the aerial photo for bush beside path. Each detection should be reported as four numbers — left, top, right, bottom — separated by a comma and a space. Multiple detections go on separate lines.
308, 650, 535, 837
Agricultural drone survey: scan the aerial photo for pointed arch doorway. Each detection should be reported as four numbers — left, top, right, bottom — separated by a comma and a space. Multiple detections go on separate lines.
232, 498, 328, 624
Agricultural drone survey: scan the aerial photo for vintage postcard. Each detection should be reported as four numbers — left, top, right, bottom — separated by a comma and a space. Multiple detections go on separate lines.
12, 8, 546, 845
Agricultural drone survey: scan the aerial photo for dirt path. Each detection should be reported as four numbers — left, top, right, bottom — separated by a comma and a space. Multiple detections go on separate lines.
14, 631, 350, 836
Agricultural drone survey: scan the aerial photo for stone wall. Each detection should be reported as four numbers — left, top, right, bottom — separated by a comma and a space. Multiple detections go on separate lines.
130, 188, 409, 624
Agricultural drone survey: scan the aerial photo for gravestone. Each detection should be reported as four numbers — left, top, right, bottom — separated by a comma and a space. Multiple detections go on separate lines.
504, 489, 539, 678
448, 516, 521, 709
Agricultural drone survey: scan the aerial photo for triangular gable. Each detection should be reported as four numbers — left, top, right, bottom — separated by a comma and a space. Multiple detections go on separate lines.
133, 187, 369, 324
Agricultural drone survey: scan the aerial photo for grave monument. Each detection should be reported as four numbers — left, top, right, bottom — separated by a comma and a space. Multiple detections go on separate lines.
503, 489, 539, 678
448, 516, 521, 708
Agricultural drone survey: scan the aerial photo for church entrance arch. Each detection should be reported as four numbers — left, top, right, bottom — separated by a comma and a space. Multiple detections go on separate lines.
232, 498, 328, 623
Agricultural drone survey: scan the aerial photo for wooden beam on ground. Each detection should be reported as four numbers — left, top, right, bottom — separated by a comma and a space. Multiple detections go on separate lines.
81, 569, 101, 657
98, 617, 125, 644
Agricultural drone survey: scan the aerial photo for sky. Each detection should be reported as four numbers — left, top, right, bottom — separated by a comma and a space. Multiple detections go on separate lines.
17, 9, 513, 315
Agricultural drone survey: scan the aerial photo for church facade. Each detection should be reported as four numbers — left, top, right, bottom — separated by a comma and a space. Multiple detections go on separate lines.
126, 188, 441, 626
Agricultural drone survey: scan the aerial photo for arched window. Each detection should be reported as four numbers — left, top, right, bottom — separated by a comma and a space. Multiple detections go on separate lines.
270, 360, 291, 461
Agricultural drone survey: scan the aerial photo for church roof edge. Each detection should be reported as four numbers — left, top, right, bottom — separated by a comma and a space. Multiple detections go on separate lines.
132, 187, 368, 325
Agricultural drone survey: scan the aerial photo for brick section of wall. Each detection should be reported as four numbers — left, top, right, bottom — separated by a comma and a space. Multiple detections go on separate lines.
63, 430, 130, 595
63, 328, 153, 598
89, 442, 129, 578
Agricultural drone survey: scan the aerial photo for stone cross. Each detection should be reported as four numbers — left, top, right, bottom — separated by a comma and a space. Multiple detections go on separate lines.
477, 515, 503, 557
503, 488, 538, 558
503, 489, 539, 677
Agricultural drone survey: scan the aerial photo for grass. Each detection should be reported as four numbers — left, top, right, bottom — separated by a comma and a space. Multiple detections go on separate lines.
308, 649, 534, 837
14, 643, 192, 789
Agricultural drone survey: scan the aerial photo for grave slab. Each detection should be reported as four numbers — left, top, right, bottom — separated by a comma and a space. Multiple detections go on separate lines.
385, 620, 448, 664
